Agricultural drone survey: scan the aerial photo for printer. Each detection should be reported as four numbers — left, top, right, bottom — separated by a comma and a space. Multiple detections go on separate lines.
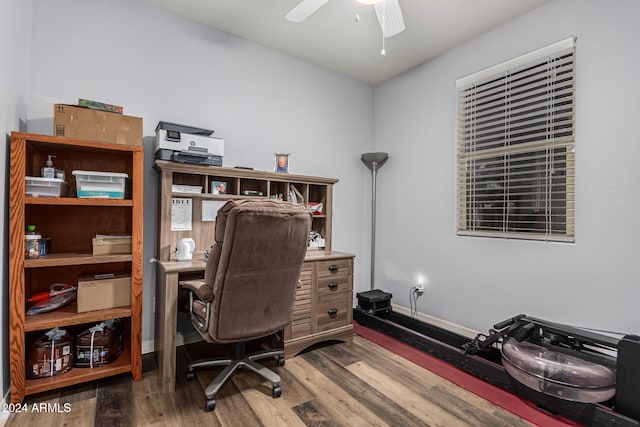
155, 121, 224, 166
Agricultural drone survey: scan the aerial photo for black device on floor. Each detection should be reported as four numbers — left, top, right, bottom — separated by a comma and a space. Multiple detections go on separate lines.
356, 289, 392, 317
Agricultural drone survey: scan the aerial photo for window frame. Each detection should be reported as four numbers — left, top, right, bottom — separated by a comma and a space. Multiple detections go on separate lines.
456, 37, 576, 242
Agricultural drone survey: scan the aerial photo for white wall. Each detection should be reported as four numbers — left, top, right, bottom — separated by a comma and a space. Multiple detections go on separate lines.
26, 0, 373, 349
373, 0, 640, 334
0, 0, 34, 405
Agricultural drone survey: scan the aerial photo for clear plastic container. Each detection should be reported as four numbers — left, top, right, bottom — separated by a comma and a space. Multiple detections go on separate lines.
26, 177, 69, 197
501, 337, 616, 403
72, 170, 127, 199
25, 225, 41, 259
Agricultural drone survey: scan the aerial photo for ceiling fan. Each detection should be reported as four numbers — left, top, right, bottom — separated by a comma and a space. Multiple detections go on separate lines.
285, 0, 406, 39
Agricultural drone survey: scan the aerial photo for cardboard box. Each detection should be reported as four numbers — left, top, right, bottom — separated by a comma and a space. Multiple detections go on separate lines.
54, 104, 142, 146
77, 273, 131, 313
92, 236, 132, 255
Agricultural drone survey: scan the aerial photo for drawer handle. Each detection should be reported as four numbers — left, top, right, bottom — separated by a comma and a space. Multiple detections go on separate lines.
327, 308, 338, 315
328, 265, 339, 272
328, 282, 339, 289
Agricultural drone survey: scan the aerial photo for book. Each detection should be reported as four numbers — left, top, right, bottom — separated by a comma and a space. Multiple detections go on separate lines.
78, 98, 123, 114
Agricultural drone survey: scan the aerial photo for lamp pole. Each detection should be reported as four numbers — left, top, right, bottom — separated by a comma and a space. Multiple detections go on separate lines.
361, 152, 388, 290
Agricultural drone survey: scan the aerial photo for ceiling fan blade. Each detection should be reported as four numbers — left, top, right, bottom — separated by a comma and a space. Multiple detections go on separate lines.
374, 0, 406, 38
285, 0, 332, 23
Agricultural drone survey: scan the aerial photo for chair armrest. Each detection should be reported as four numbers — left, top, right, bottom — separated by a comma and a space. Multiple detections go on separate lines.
181, 279, 214, 302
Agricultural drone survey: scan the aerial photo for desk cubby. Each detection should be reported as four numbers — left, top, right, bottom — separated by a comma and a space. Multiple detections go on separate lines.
155, 160, 338, 260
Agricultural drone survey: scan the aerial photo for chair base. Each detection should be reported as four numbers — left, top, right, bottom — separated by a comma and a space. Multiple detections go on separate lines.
187, 342, 285, 411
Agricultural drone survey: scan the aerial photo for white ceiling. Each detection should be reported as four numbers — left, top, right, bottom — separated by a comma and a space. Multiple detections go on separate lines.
143, 0, 552, 85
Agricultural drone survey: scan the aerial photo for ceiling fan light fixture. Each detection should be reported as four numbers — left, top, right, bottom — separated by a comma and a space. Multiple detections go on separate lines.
285, 0, 406, 51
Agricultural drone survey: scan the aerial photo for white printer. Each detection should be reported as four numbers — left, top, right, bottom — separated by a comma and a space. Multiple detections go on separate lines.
155, 121, 224, 166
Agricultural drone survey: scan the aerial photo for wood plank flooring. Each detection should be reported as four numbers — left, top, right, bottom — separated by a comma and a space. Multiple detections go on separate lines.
5, 334, 533, 426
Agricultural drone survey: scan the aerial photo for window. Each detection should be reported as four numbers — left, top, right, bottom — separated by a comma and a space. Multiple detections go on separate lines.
456, 37, 576, 242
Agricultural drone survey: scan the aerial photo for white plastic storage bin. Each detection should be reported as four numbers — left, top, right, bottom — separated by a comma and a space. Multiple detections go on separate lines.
72, 170, 128, 199
26, 177, 69, 197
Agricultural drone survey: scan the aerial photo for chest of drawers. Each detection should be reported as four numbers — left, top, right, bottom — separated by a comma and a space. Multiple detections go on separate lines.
284, 251, 354, 357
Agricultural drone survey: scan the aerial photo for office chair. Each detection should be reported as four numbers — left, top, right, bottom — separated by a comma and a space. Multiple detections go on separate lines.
181, 199, 311, 411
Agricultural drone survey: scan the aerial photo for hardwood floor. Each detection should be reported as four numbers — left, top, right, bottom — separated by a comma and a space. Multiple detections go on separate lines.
5, 334, 533, 426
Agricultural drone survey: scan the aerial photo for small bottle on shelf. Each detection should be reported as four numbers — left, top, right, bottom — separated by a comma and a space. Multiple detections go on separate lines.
41, 155, 56, 179
25, 225, 41, 259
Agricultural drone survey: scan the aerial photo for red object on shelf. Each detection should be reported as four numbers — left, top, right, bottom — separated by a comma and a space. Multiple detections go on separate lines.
28, 283, 75, 303
308, 202, 323, 215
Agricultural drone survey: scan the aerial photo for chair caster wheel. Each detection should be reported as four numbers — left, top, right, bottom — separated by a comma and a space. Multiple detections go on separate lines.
277, 355, 285, 366
272, 385, 282, 398
205, 398, 216, 411
186, 369, 195, 381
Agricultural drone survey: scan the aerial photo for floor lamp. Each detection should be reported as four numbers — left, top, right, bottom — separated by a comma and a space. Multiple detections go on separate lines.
361, 152, 388, 290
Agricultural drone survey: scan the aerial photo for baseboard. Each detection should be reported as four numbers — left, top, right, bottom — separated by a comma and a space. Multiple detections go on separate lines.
141, 309, 475, 354
142, 330, 202, 354
390, 304, 480, 339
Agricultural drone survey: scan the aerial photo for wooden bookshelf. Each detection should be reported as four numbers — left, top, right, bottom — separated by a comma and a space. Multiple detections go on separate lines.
8, 132, 144, 404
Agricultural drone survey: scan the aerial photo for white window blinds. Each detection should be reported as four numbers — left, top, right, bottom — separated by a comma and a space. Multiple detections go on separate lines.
456, 37, 576, 242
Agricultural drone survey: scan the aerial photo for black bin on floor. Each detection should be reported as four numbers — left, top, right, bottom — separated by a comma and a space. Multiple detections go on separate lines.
356, 289, 393, 317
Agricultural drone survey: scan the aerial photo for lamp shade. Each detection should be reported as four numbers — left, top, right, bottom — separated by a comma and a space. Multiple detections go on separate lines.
361, 152, 389, 170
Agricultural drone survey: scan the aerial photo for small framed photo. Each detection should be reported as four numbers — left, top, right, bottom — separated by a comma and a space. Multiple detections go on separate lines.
274, 153, 290, 173
212, 181, 227, 195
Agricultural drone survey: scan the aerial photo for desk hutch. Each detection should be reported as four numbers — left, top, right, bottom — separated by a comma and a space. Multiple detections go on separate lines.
155, 160, 354, 393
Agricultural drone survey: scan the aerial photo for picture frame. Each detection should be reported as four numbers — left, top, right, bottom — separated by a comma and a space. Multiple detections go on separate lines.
274, 153, 290, 173
211, 181, 227, 195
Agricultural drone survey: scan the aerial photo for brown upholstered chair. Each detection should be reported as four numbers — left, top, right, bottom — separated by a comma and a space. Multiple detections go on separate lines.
182, 199, 311, 411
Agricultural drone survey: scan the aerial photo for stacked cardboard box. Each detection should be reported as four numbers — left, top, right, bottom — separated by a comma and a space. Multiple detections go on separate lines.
92, 235, 132, 255
53, 104, 142, 146
77, 273, 131, 313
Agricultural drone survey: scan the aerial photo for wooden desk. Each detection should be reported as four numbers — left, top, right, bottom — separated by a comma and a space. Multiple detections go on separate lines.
155, 250, 354, 394
156, 258, 205, 394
